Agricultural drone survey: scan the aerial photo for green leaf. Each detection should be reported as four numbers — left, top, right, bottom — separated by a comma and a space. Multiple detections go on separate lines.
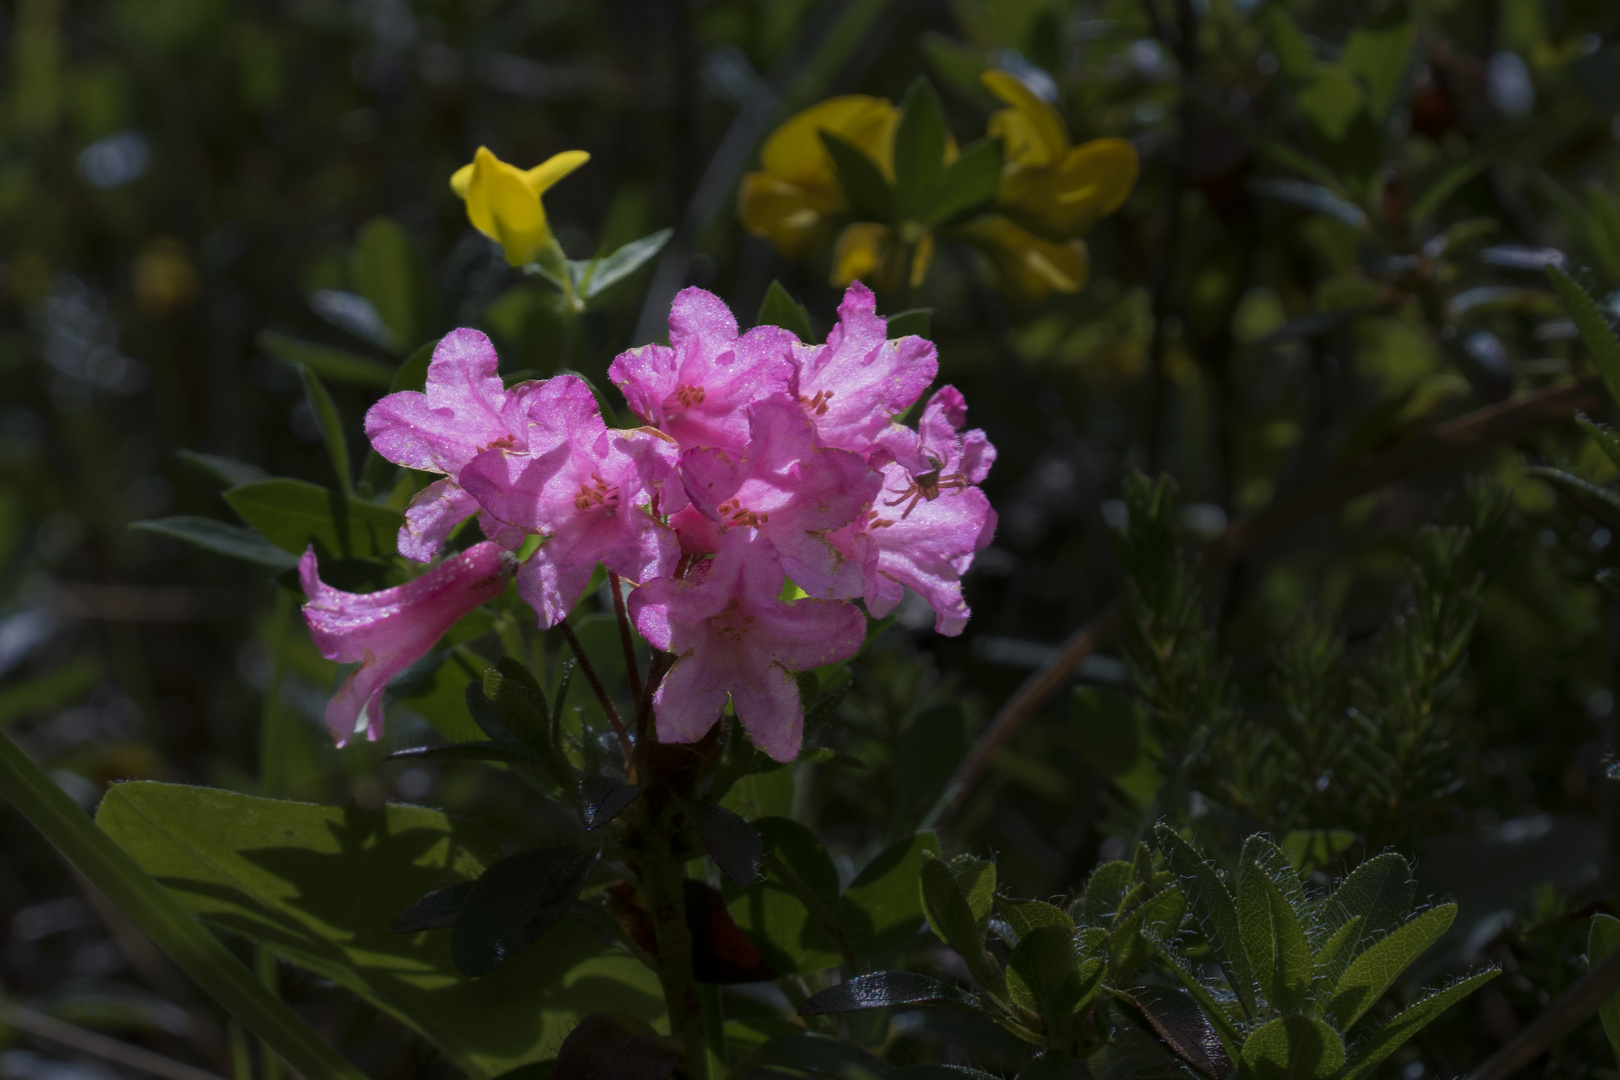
177, 450, 268, 488
0, 736, 367, 1080
884, 308, 931, 339
1319, 852, 1413, 956
684, 800, 762, 887
821, 131, 895, 223
1007, 925, 1087, 1039
919, 853, 1002, 994
1342, 2, 1415, 121
798, 971, 983, 1015
997, 897, 1073, 943
1280, 830, 1357, 875
756, 281, 814, 342
1239, 1016, 1344, 1080
925, 139, 1002, 226
1156, 825, 1257, 1018
1548, 264, 1620, 406
1107, 886, 1184, 984
734, 1034, 890, 1080
1265, 8, 1317, 81
393, 881, 473, 933
1188, 89, 1345, 195
1236, 836, 1305, 994
451, 845, 597, 977
294, 364, 353, 495
386, 742, 526, 766
1527, 466, 1620, 513
1310, 915, 1364, 996
256, 331, 396, 389
1014, 1051, 1094, 1080
1576, 414, 1620, 471
350, 216, 426, 353
1591, 914, 1620, 1061
893, 78, 948, 221
1072, 689, 1141, 778
551, 1014, 679, 1080
1327, 903, 1456, 1029
1299, 64, 1365, 142
1342, 969, 1500, 1080
1145, 939, 1243, 1058
726, 817, 842, 974
1587, 183, 1620, 283
839, 830, 941, 956
1410, 143, 1502, 223
1121, 985, 1234, 1080
1258, 873, 1313, 1015
131, 517, 301, 569
0, 659, 102, 727
224, 479, 404, 560
575, 775, 639, 831
1077, 861, 1133, 928
390, 339, 436, 394
577, 228, 673, 299
95, 782, 660, 1078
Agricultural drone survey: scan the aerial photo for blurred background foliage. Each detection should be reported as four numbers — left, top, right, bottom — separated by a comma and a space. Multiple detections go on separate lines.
7, 0, 1620, 1075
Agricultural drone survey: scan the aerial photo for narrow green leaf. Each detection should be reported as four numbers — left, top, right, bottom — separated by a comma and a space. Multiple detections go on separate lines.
798, 971, 983, 1015
1576, 414, 1620, 471
1145, 938, 1243, 1059
1548, 264, 1620, 406
1319, 852, 1413, 955
224, 479, 403, 559
1587, 183, 1620, 282
177, 450, 268, 488
925, 139, 1002, 226
838, 830, 940, 956
1327, 903, 1456, 1029
1188, 89, 1345, 195
578, 228, 673, 299
1265, 7, 1317, 81
893, 77, 948, 221
756, 281, 814, 342
1527, 466, 1620, 513
1156, 825, 1258, 1018
132, 517, 301, 569
919, 853, 1002, 995
1590, 914, 1620, 1061
1310, 914, 1363, 1001
385, 742, 526, 765
1342, 3, 1415, 121
733, 1034, 890, 1080
1239, 1016, 1344, 1080
1342, 969, 1500, 1080
884, 308, 931, 339
1107, 886, 1184, 984
256, 331, 396, 389
821, 131, 895, 223
294, 364, 353, 495
1410, 144, 1503, 223
350, 216, 425, 352
393, 881, 473, 933
0, 735, 368, 1080
390, 339, 436, 394
1260, 872, 1313, 1015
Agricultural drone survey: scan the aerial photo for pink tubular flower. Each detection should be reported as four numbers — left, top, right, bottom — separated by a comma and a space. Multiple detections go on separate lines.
674, 396, 879, 598
458, 375, 685, 627
630, 529, 866, 762
608, 287, 798, 454
792, 282, 938, 456
838, 386, 997, 635
364, 329, 526, 562
300, 541, 516, 746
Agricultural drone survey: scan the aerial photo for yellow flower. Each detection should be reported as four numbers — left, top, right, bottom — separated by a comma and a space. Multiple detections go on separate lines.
981, 70, 1138, 241
831, 222, 934, 294
450, 146, 590, 266
959, 214, 1089, 304
739, 96, 899, 258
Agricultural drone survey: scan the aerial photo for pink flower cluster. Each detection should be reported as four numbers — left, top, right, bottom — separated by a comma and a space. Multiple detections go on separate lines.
301, 283, 996, 761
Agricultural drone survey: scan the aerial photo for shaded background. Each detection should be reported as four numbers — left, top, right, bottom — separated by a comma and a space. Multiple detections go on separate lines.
5, 0, 1620, 1075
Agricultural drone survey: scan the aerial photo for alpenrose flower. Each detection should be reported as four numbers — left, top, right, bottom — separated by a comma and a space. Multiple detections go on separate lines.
300, 542, 517, 745
302, 282, 997, 761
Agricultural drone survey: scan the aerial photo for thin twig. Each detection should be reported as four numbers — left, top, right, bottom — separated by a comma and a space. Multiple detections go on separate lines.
935, 375, 1609, 827
0, 999, 228, 1080
1464, 947, 1620, 1080
608, 571, 643, 729
560, 619, 633, 762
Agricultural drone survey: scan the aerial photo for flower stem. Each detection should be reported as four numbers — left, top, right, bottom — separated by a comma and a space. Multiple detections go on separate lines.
608, 571, 643, 730
559, 619, 633, 762
635, 796, 705, 1080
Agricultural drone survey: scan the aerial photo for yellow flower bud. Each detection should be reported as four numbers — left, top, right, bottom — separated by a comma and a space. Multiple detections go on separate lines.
450, 146, 589, 266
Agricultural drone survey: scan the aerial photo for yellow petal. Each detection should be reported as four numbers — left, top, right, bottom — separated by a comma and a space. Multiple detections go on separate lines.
738, 172, 842, 258
997, 137, 1140, 239
961, 214, 1088, 303
450, 162, 474, 199
832, 222, 888, 287
522, 149, 591, 195
908, 230, 935, 289
466, 147, 549, 265
981, 69, 1069, 166
761, 95, 899, 191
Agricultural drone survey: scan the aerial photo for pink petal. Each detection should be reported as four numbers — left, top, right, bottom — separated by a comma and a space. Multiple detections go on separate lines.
364, 329, 514, 477
651, 655, 730, 745
398, 479, 481, 563
730, 663, 805, 762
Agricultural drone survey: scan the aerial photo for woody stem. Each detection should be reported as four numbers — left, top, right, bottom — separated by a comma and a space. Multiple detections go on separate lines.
608, 571, 643, 730
635, 795, 704, 1080
559, 619, 633, 762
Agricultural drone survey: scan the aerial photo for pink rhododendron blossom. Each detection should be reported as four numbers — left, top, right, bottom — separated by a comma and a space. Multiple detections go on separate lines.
673, 396, 879, 597
629, 529, 865, 762
836, 386, 997, 635
608, 287, 798, 453
365, 329, 527, 561
300, 541, 516, 746
792, 282, 937, 455
459, 374, 685, 627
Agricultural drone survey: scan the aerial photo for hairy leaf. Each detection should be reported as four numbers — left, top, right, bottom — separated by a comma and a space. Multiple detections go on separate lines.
1122, 985, 1233, 1080
1239, 1016, 1344, 1080
1342, 969, 1500, 1080
1327, 904, 1456, 1029
1548, 264, 1620, 406
1157, 826, 1257, 1017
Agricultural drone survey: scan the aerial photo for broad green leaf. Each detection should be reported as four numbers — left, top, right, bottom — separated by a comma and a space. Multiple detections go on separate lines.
1342, 969, 1500, 1080
577, 228, 672, 299
756, 281, 813, 342
132, 517, 300, 569
1156, 825, 1257, 1017
1146, 939, 1243, 1058
1259, 872, 1313, 1015
798, 971, 983, 1015
683, 799, 761, 886
1548, 264, 1620, 406
997, 897, 1073, 943
925, 139, 1001, 226
919, 853, 1002, 994
893, 78, 948, 221
821, 131, 896, 224
451, 845, 596, 977
1078, 861, 1133, 928
177, 450, 268, 488
0, 736, 366, 1080
839, 830, 941, 956
1299, 64, 1364, 142
1342, 3, 1415, 121
884, 308, 932, 339
1122, 985, 1234, 1080
294, 364, 353, 495
1319, 852, 1413, 954
1239, 1016, 1344, 1080
1327, 903, 1456, 1029
1590, 913, 1620, 1061
1107, 886, 1184, 983
1007, 925, 1084, 1039
1310, 914, 1363, 997
1280, 830, 1357, 875
95, 783, 660, 1078
726, 817, 841, 974
1265, 8, 1317, 81
350, 216, 426, 352
256, 331, 396, 389
225, 479, 403, 560
1576, 414, 1620, 471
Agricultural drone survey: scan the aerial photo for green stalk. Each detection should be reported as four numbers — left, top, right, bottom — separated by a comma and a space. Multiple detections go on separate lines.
635, 798, 705, 1080
0, 729, 367, 1080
